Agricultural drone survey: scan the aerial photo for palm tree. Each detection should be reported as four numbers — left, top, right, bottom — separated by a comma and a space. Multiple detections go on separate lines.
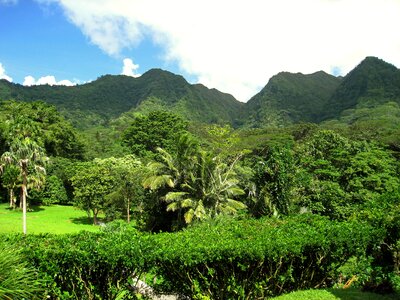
143, 134, 246, 225
1, 165, 20, 209
164, 153, 246, 223
0, 138, 48, 234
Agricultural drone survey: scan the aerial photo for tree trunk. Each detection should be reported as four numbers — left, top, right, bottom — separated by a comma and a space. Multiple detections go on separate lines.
21, 166, 29, 235
22, 184, 27, 235
127, 198, 130, 223
93, 209, 98, 225
19, 188, 23, 209
9, 189, 15, 209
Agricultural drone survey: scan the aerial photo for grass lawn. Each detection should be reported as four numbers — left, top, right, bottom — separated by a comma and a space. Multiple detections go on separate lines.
0, 202, 101, 234
271, 288, 399, 300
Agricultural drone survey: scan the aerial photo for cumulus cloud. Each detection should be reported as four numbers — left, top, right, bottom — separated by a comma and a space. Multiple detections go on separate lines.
23, 75, 76, 86
36, 0, 400, 101
0, 63, 13, 82
121, 58, 140, 77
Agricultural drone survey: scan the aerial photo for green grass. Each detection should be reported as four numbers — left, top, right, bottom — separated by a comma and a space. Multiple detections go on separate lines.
0, 203, 101, 234
271, 288, 399, 300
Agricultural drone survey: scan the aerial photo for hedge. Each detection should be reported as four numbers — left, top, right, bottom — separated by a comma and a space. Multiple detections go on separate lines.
0, 214, 379, 299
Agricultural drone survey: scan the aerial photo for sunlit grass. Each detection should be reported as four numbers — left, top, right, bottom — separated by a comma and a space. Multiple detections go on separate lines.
0, 202, 101, 234
271, 288, 398, 300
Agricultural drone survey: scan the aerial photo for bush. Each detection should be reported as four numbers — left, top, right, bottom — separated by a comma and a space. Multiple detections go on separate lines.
0, 241, 44, 299
150, 215, 377, 299
0, 215, 379, 299
0, 231, 150, 299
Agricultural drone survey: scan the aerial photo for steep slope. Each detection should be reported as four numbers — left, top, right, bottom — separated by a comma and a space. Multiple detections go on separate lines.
243, 71, 342, 127
322, 56, 400, 120
0, 69, 243, 128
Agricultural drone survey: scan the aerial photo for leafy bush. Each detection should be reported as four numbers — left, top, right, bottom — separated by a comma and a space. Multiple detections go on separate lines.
0, 215, 379, 299
0, 242, 44, 299
0, 231, 150, 299
150, 215, 377, 299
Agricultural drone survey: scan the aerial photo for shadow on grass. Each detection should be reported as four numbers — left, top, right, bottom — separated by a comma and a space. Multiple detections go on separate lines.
28, 206, 45, 213
2, 205, 45, 213
70, 216, 94, 225
329, 288, 399, 300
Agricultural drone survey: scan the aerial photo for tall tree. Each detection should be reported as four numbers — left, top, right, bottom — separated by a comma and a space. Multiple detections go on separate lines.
0, 138, 48, 234
143, 134, 246, 228
250, 145, 296, 217
122, 110, 189, 157
296, 130, 400, 220
70, 159, 115, 224
1, 165, 20, 209
103, 155, 143, 223
0, 100, 85, 159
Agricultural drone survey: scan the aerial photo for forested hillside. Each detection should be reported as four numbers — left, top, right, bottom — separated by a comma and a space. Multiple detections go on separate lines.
0, 69, 243, 128
322, 56, 400, 121
1, 56, 400, 299
244, 71, 342, 127
1, 56, 399, 130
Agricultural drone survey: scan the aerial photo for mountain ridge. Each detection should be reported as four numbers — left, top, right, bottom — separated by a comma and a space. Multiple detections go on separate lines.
1, 56, 399, 129
0, 68, 243, 128
243, 70, 342, 127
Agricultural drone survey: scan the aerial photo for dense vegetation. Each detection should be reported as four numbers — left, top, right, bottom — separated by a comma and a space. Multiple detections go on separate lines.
244, 70, 342, 126
0, 69, 242, 128
1, 56, 400, 299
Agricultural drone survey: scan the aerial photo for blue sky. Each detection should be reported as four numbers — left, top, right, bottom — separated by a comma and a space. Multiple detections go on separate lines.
0, 0, 181, 85
1, 0, 399, 101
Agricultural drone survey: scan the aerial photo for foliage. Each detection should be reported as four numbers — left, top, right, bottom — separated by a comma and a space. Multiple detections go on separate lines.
0, 69, 242, 129
244, 70, 341, 127
70, 159, 115, 224
0, 100, 85, 159
70, 156, 144, 225
0, 230, 146, 299
249, 145, 297, 217
102, 156, 144, 223
0, 243, 44, 299
323, 57, 400, 121
150, 214, 376, 299
0, 137, 48, 234
295, 130, 400, 220
1, 164, 20, 208
80, 125, 130, 160
143, 134, 246, 229
122, 110, 189, 157
0, 214, 379, 299
356, 192, 400, 292
30, 174, 69, 205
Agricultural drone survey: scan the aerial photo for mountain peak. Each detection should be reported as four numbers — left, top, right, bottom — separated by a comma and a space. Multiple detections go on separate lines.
244, 69, 342, 126
321, 56, 400, 120
353, 56, 398, 74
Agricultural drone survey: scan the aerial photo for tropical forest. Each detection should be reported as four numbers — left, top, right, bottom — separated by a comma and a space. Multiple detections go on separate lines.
1, 56, 400, 300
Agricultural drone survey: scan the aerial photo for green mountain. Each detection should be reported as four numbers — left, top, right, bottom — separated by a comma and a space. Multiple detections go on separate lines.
0, 69, 243, 128
243, 71, 342, 127
321, 56, 400, 121
1, 56, 399, 130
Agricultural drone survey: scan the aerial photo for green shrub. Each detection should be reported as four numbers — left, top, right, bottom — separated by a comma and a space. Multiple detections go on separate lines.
150, 214, 377, 299
0, 242, 44, 299
0, 215, 379, 299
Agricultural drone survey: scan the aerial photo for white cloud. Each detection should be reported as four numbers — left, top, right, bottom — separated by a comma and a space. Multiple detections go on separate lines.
23, 75, 76, 86
37, 0, 400, 101
121, 58, 140, 77
0, 63, 13, 82
23, 75, 36, 86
